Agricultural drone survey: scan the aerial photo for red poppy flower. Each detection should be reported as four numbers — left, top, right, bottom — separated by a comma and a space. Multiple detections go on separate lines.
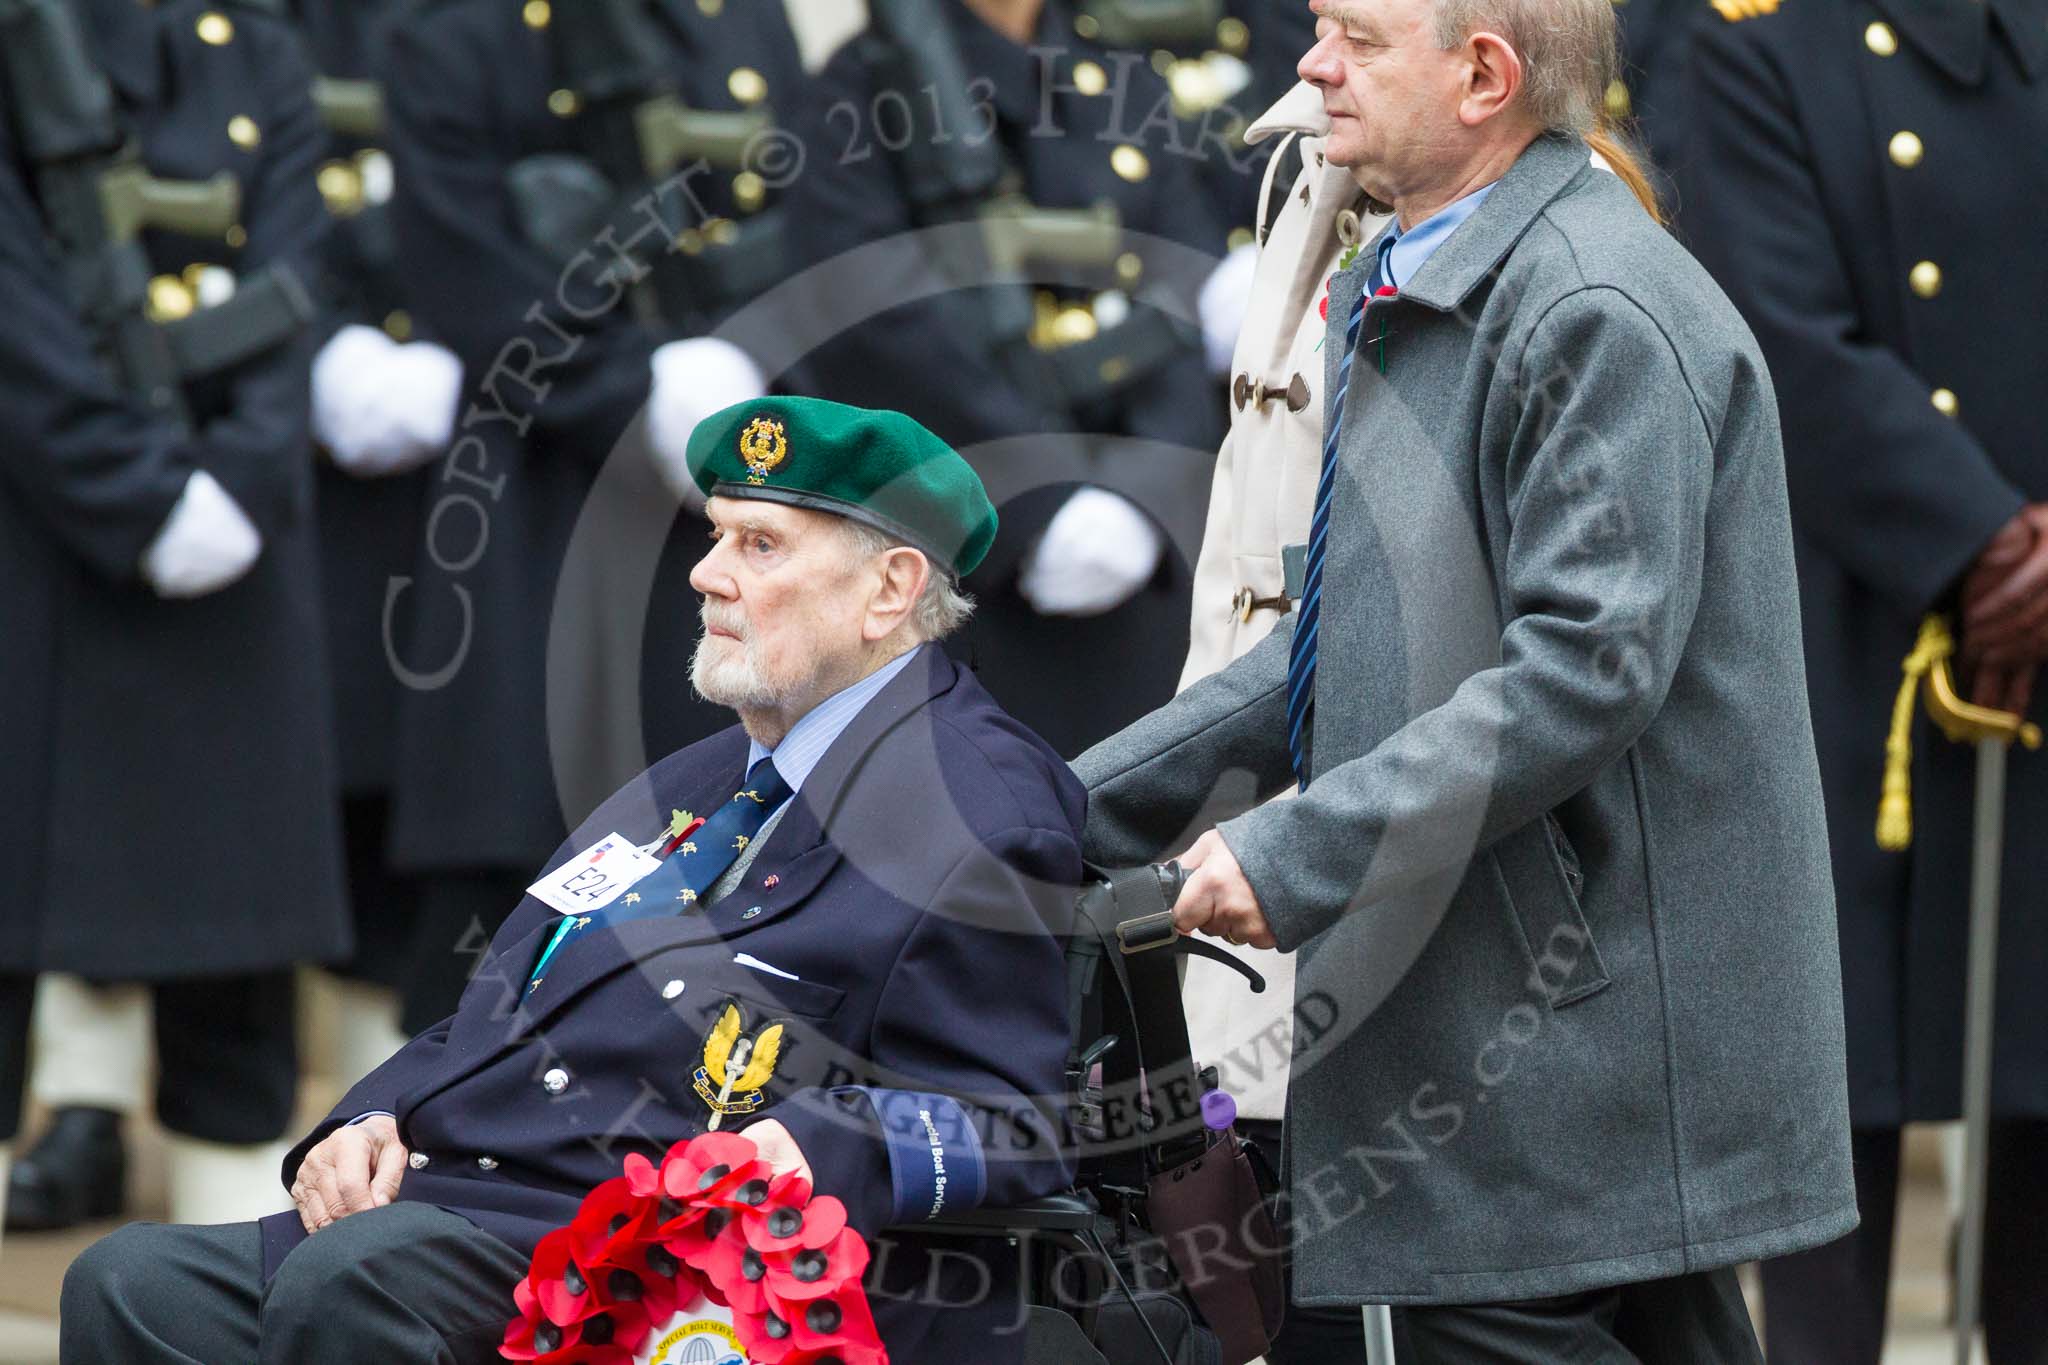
621, 1151, 661, 1199
740, 1174, 823, 1254
568, 1177, 653, 1267
1375, 284, 1399, 298
750, 1277, 885, 1364
761, 1226, 870, 1303
528, 1229, 600, 1327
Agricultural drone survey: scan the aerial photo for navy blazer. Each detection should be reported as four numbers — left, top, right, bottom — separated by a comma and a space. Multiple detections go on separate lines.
269, 646, 1084, 1358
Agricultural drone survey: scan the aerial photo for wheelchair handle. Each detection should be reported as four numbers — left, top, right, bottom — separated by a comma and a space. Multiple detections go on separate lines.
1113, 861, 1268, 992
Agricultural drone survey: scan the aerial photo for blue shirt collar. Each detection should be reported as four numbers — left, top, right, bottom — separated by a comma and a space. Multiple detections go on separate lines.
1377, 182, 1497, 292
745, 646, 921, 793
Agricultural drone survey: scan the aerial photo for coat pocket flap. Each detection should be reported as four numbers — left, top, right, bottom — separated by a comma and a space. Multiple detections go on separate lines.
1491, 820, 1611, 1008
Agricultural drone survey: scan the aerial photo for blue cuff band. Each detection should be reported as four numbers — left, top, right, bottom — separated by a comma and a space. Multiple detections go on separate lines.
840, 1088, 986, 1223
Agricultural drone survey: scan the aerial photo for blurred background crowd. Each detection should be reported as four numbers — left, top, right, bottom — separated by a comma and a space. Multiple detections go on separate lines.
0, 0, 2040, 1360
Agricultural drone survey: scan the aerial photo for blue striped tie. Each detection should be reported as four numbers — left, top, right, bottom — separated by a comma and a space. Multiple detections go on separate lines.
1286, 245, 1391, 790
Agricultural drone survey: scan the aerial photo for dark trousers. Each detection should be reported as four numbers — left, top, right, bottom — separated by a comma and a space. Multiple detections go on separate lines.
1241, 1120, 1759, 1364
0, 969, 295, 1145
60, 1203, 529, 1365
1762, 1122, 2048, 1364
1391, 1268, 1760, 1364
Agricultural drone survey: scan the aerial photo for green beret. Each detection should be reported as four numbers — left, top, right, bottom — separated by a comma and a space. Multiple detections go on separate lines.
687, 397, 998, 579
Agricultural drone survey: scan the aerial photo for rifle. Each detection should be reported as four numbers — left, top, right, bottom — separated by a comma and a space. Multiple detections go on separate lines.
0, 0, 312, 422
508, 0, 782, 325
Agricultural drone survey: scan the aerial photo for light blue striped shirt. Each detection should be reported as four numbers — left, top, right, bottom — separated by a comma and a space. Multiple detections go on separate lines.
745, 645, 921, 792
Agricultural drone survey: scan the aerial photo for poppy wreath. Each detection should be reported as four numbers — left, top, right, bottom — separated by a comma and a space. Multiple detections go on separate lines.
500, 1130, 885, 1365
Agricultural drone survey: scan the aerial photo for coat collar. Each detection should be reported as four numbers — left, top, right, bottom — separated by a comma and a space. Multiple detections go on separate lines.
1373, 132, 1593, 313
1246, 80, 1329, 143
1868, 0, 1991, 84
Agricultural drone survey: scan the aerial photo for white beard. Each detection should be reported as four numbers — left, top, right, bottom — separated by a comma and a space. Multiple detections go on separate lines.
690, 630, 783, 709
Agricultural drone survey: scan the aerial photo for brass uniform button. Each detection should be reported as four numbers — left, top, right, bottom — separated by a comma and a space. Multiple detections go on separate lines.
547, 89, 580, 118
1115, 251, 1143, 285
522, 0, 550, 30
728, 66, 768, 106
1110, 144, 1150, 183
1217, 17, 1250, 54
227, 115, 260, 150
1225, 226, 1255, 251
1098, 356, 1131, 385
1909, 261, 1943, 298
146, 275, 196, 323
1888, 130, 1923, 168
1073, 60, 1108, 97
224, 224, 247, 249
1074, 12, 1100, 39
1865, 21, 1898, 55
696, 0, 722, 14
1931, 388, 1960, 418
195, 10, 233, 44
383, 309, 413, 341
316, 159, 364, 217
704, 217, 739, 247
732, 171, 766, 213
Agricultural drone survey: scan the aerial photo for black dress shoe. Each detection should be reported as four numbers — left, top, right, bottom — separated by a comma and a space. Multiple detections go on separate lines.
5, 1106, 127, 1231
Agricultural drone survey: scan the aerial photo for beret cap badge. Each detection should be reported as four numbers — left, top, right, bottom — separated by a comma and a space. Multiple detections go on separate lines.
738, 416, 788, 485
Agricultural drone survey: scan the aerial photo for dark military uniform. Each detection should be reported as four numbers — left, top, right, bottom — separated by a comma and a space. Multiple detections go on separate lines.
785, 0, 1228, 756
1676, 0, 2048, 1355
290, 0, 430, 995
0, 0, 348, 1143
377, 0, 807, 1031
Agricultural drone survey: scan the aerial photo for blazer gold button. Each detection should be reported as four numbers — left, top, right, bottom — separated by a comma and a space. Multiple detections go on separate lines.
522, 0, 550, 29
227, 115, 261, 150
548, 89, 580, 118
1216, 16, 1250, 54
408, 1151, 429, 1170
476, 1155, 499, 1171
542, 1067, 570, 1094
1888, 131, 1923, 168
1931, 388, 1960, 418
1909, 261, 1942, 298
195, 11, 233, 44
1073, 60, 1107, 96
661, 979, 685, 999
1865, 21, 1898, 55
1111, 145, 1150, 183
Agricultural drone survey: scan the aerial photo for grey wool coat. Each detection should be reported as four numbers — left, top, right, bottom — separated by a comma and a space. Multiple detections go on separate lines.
1075, 133, 1859, 1307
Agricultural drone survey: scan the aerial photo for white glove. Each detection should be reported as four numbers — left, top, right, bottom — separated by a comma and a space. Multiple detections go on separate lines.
1019, 487, 1165, 617
647, 336, 768, 510
140, 469, 262, 598
312, 324, 463, 477
1197, 241, 1259, 376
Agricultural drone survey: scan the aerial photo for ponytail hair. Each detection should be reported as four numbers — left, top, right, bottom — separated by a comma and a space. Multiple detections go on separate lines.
1585, 122, 1665, 225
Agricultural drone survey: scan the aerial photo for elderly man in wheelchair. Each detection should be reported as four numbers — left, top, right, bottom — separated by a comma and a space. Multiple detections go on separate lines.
61, 400, 1270, 1365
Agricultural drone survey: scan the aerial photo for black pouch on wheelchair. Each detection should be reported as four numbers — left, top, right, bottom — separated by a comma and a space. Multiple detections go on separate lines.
1064, 865, 1284, 1364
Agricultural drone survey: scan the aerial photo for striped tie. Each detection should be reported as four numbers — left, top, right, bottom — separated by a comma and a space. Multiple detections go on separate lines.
1286, 244, 1392, 790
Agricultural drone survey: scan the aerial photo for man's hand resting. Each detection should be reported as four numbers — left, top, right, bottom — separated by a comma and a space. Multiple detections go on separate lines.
1172, 829, 1277, 950
741, 1118, 814, 1187
290, 1114, 408, 1234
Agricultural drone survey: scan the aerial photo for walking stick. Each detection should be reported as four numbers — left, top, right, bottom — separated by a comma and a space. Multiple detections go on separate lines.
1876, 615, 2041, 1365
1363, 1304, 1397, 1363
